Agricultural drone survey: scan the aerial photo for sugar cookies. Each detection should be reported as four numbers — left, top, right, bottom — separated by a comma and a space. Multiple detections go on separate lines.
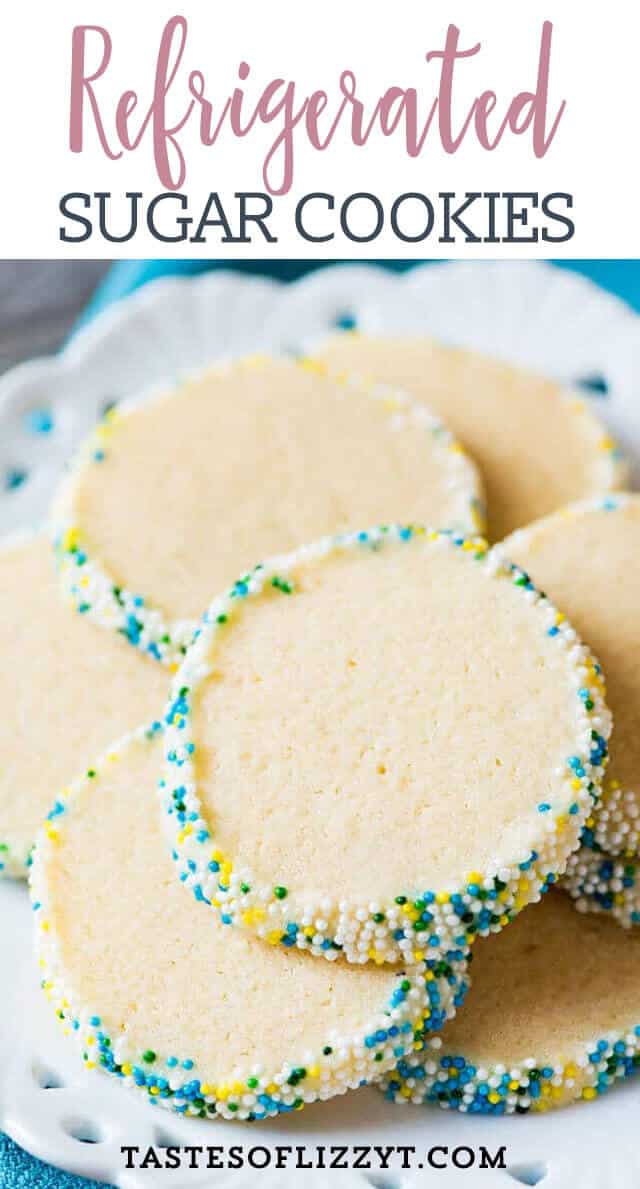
0, 534, 167, 878
504, 495, 640, 858
52, 356, 485, 666
381, 892, 640, 1114
31, 727, 467, 1122
316, 335, 627, 540
161, 525, 610, 964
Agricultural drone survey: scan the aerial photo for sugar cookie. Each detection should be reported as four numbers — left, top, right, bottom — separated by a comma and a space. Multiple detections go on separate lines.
0, 534, 167, 878
380, 891, 640, 1114
504, 495, 640, 858
316, 335, 627, 540
52, 356, 485, 666
31, 727, 467, 1122
161, 525, 610, 964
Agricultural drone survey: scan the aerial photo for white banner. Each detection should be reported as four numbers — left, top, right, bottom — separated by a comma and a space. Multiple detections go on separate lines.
0, 0, 637, 258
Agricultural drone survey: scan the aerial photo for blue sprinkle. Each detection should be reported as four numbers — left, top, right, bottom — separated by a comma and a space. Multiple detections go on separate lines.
26, 408, 54, 434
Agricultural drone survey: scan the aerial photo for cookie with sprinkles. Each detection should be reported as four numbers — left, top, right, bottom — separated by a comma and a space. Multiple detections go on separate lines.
0, 533, 168, 878
503, 495, 640, 859
30, 726, 467, 1122
316, 335, 628, 540
564, 846, 640, 929
380, 891, 640, 1114
51, 356, 485, 667
161, 524, 610, 965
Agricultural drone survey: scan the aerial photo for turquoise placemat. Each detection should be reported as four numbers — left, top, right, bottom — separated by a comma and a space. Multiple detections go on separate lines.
78, 260, 640, 327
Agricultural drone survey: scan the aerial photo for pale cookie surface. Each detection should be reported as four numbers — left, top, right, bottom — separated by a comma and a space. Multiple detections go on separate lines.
380, 891, 640, 1114
31, 728, 466, 1122
504, 495, 640, 858
162, 525, 610, 964
564, 846, 640, 929
317, 335, 627, 540
52, 356, 484, 665
0, 535, 167, 878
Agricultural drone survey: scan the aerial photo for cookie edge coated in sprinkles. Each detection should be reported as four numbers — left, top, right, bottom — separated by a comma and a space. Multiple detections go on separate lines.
504, 493, 640, 859
0, 528, 50, 878
29, 723, 469, 1122
161, 523, 612, 965
378, 979, 640, 1116
49, 354, 487, 670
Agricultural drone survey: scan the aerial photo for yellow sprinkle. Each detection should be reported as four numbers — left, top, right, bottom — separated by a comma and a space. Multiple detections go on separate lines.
121, 1063, 132, 1077
509, 1080, 519, 1091
582, 1086, 597, 1100
564, 1063, 578, 1079
413, 950, 425, 963
600, 436, 615, 451
242, 354, 269, 370
267, 931, 282, 945
62, 527, 79, 552
468, 872, 483, 885
265, 1083, 278, 1096
400, 1086, 412, 1099
216, 1085, 229, 1100
488, 1092, 501, 1104
200, 1083, 213, 1095
435, 891, 449, 904
307, 1065, 319, 1079
40, 921, 50, 932
571, 778, 583, 791
85, 1061, 96, 1071
87, 1036, 95, 1047
149, 1086, 160, 1096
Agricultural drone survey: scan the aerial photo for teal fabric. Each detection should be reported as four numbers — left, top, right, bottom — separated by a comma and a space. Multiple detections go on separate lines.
0, 1135, 109, 1189
4, 254, 640, 1189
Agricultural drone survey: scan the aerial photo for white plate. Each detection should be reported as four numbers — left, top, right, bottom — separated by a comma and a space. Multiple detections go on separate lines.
0, 262, 639, 1189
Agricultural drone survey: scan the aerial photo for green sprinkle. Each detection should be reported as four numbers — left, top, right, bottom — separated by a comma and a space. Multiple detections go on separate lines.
142, 1050, 156, 1063
274, 886, 288, 900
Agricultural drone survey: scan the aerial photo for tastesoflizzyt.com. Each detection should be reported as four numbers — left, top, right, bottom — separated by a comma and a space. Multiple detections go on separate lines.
120, 1142, 508, 1172
59, 189, 574, 245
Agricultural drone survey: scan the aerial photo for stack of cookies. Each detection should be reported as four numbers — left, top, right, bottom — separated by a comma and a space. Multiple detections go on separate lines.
2, 341, 639, 1122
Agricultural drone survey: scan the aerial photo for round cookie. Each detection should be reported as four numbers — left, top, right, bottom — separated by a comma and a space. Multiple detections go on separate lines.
52, 356, 485, 667
316, 334, 627, 540
564, 847, 640, 929
503, 495, 640, 858
161, 524, 610, 965
380, 891, 640, 1114
0, 533, 168, 878
30, 726, 468, 1122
